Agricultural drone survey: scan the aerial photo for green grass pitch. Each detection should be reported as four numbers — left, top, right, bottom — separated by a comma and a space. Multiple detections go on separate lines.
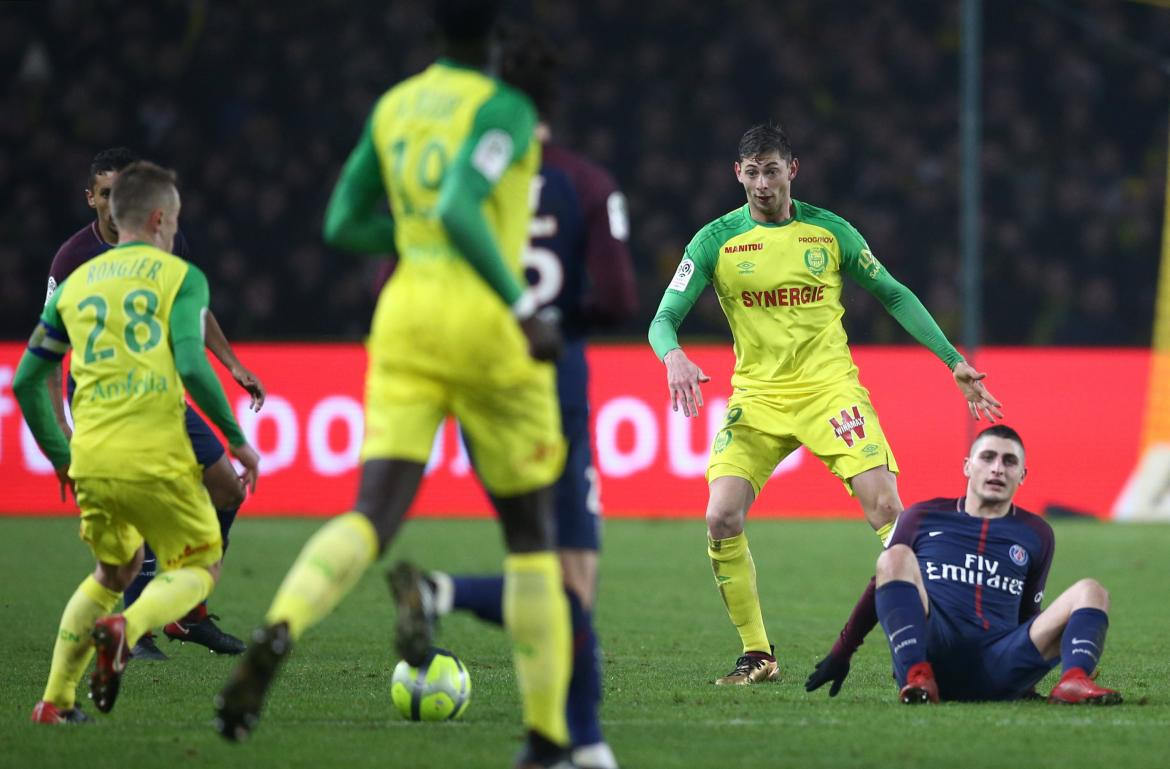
2, 516, 1168, 769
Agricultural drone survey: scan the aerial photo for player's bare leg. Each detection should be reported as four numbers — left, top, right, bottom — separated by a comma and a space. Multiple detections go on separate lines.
705, 476, 777, 685
215, 459, 423, 742
850, 466, 903, 542
559, 549, 598, 610
202, 453, 247, 511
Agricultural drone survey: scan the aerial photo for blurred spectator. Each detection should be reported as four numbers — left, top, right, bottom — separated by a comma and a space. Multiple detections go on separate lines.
0, 0, 1165, 345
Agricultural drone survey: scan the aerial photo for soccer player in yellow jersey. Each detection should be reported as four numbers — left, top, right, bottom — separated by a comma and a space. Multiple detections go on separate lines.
13, 161, 261, 722
215, 3, 573, 765
648, 123, 1003, 685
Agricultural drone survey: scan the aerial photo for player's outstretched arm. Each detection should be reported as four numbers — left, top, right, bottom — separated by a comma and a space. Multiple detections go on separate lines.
172, 265, 259, 492
649, 250, 714, 417
42, 364, 71, 440
663, 349, 710, 418
323, 114, 396, 254
203, 310, 265, 412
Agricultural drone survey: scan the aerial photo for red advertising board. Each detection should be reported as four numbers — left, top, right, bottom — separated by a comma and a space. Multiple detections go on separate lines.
0, 342, 1149, 519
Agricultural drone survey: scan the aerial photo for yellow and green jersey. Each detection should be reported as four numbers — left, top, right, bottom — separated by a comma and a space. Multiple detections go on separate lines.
323, 59, 541, 379
649, 201, 962, 393
16, 243, 245, 480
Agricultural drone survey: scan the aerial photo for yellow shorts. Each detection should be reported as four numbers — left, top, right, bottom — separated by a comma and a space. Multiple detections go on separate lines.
706, 379, 899, 496
361, 353, 565, 498
76, 469, 223, 571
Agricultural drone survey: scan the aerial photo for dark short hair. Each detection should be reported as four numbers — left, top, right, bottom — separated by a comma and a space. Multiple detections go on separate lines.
737, 123, 793, 162
434, 0, 503, 44
971, 424, 1025, 457
110, 161, 178, 231
88, 147, 139, 189
496, 23, 559, 115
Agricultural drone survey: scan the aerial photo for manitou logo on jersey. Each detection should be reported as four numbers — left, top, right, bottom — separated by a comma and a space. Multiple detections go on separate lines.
723, 242, 763, 254
830, 406, 866, 447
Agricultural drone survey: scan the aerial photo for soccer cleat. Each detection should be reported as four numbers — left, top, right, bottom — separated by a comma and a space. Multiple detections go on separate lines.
388, 561, 438, 667
213, 622, 292, 742
899, 661, 940, 704
572, 741, 619, 769
515, 730, 575, 769
714, 645, 780, 686
164, 608, 246, 655
130, 631, 169, 661
91, 615, 131, 713
30, 700, 91, 725
1048, 668, 1123, 705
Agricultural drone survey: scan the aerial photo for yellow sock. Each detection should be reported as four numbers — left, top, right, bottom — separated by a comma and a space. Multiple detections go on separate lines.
123, 566, 214, 645
708, 532, 771, 654
876, 521, 894, 547
43, 575, 121, 708
266, 512, 379, 640
503, 552, 571, 747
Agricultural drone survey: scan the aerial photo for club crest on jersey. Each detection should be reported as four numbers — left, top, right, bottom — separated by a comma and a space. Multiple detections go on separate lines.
1009, 544, 1028, 566
803, 247, 829, 276
829, 406, 866, 448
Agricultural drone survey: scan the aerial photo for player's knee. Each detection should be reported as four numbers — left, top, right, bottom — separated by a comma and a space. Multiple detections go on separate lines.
876, 544, 915, 582
705, 507, 745, 539
1075, 578, 1109, 611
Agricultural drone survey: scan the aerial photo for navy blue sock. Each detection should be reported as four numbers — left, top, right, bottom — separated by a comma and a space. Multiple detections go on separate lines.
876, 580, 928, 685
123, 545, 157, 609
565, 589, 604, 747
451, 575, 505, 625
1062, 607, 1109, 675
216, 507, 239, 553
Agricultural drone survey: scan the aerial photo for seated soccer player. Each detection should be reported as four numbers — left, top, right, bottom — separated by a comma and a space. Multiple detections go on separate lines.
806, 424, 1121, 704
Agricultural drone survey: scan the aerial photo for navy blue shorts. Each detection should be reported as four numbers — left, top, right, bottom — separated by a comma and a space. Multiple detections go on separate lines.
895, 607, 1058, 701
185, 404, 226, 469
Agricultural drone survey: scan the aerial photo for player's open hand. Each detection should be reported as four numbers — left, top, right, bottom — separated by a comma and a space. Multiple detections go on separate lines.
520, 307, 564, 362
231, 365, 266, 412
804, 652, 851, 697
952, 361, 1003, 422
54, 465, 74, 502
230, 443, 261, 494
664, 348, 710, 417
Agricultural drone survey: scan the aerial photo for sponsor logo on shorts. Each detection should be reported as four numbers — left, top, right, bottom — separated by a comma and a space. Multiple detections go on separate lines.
862, 443, 879, 457
712, 429, 733, 453
803, 247, 829, 276
167, 540, 216, 568
829, 406, 867, 448
1009, 544, 1028, 566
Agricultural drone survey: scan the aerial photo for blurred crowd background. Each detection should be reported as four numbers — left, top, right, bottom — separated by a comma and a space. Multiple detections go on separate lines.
2, 0, 1167, 346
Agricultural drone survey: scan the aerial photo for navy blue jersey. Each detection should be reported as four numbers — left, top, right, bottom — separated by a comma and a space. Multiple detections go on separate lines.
525, 143, 636, 342
890, 497, 1055, 634
46, 222, 192, 304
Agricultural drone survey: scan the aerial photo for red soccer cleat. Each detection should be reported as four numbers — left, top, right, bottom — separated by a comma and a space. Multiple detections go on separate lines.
899, 661, 940, 704
30, 700, 90, 724
91, 615, 131, 713
1048, 668, 1123, 705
